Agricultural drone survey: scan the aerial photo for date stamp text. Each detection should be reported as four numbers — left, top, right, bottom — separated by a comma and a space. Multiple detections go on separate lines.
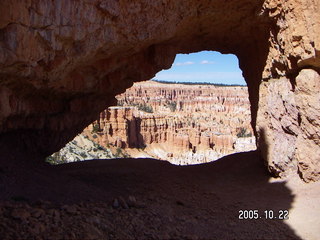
238, 210, 289, 220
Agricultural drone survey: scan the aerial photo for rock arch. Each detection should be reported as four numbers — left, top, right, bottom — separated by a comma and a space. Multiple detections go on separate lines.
0, 0, 319, 181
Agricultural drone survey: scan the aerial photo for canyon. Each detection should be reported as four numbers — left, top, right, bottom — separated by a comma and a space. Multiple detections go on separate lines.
72, 81, 256, 165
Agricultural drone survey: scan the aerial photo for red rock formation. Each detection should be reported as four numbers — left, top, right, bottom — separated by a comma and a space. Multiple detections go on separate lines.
84, 81, 255, 164
0, 0, 319, 180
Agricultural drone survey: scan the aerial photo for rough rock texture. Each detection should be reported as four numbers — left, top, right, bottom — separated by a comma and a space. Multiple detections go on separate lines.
0, 0, 319, 180
84, 81, 255, 164
255, 1, 320, 181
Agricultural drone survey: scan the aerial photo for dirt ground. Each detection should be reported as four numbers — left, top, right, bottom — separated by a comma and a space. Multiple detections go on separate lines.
0, 150, 319, 239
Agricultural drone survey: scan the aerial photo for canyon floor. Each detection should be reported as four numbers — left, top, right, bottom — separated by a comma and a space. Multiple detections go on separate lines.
1, 151, 319, 240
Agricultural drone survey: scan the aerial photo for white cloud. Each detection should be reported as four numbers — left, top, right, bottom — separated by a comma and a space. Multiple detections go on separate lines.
200, 60, 215, 64
175, 61, 195, 66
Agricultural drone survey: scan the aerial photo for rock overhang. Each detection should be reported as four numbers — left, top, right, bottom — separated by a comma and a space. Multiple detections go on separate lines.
0, 0, 319, 181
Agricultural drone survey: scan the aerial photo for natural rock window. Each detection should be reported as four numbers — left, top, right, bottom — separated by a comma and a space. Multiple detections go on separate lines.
1, 2, 319, 238
47, 52, 256, 165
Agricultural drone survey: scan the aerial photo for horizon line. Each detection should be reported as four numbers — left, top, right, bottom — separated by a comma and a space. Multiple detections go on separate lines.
150, 79, 247, 87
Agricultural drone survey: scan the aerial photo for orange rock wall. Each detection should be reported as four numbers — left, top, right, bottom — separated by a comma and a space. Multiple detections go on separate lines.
85, 81, 255, 163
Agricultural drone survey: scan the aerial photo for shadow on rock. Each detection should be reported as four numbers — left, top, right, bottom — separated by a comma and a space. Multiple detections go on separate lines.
0, 151, 301, 239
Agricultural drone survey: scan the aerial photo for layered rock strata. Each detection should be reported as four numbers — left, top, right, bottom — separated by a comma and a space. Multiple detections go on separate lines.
0, 0, 319, 181
82, 81, 256, 165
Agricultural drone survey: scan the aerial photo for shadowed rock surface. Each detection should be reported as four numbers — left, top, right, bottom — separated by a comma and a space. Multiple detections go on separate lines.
1, 151, 319, 239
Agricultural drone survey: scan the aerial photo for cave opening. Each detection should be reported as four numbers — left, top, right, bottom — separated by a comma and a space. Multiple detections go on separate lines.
46, 51, 257, 165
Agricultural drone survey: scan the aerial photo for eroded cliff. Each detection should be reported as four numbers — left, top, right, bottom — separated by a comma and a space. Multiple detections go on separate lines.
82, 81, 255, 165
0, 0, 319, 181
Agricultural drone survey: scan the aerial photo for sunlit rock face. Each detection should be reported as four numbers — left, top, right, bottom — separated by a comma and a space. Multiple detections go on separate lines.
84, 81, 256, 165
0, 0, 319, 181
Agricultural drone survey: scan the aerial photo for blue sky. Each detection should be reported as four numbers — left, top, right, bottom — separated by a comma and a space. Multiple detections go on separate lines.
154, 51, 246, 85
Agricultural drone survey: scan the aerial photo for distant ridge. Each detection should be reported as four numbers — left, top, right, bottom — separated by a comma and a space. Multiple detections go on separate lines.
151, 79, 247, 87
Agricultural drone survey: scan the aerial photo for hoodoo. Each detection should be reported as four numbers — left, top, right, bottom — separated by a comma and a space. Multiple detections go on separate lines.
0, 0, 319, 181
81, 81, 256, 165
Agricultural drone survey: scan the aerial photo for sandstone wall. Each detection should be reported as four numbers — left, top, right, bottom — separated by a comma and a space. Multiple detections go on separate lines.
0, 0, 319, 181
256, 0, 320, 181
